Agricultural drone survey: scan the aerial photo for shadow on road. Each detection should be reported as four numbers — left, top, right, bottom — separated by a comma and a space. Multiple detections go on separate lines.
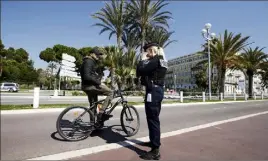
50, 125, 149, 158
90, 125, 147, 156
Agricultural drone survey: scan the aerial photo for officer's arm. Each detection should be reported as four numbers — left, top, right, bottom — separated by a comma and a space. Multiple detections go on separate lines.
138, 57, 159, 73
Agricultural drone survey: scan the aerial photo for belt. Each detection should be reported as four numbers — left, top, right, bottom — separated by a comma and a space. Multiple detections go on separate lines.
153, 84, 163, 87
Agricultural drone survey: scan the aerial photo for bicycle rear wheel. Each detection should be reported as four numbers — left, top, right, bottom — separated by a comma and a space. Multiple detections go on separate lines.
56, 106, 95, 141
120, 104, 140, 137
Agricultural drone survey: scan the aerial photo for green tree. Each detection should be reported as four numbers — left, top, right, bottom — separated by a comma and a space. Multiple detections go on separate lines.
92, 0, 126, 49
0, 39, 4, 77
204, 30, 251, 95
126, 0, 172, 53
145, 26, 177, 48
0, 41, 38, 84
78, 47, 93, 57
39, 47, 57, 63
122, 29, 141, 52
47, 62, 57, 90
36, 68, 49, 88
40, 44, 82, 73
1, 60, 20, 81
100, 46, 138, 89
259, 62, 268, 88
237, 47, 268, 98
191, 59, 218, 93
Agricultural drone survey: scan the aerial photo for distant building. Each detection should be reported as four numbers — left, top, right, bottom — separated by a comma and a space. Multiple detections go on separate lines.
165, 52, 209, 89
165, 52, 268, 94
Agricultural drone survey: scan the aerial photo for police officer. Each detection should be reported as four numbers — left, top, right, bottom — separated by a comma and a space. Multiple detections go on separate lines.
136, 42, 168, 160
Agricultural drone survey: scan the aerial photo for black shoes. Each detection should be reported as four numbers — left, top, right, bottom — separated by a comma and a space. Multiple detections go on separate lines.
95, 113, 113, 128
140, 148, 161, 160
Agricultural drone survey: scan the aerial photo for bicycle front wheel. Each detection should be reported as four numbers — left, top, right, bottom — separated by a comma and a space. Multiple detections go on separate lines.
56, 106, 95, 141
120, 104, 140, 137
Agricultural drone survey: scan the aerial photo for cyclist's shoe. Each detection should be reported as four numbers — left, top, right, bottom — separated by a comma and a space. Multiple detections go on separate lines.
101, 113, 113, 121
95, 121, 104, 129
140, 148, 161, 160
97, 113, 113, 122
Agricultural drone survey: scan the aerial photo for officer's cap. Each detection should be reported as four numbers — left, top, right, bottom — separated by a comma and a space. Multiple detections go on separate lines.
143, 42, 159, 51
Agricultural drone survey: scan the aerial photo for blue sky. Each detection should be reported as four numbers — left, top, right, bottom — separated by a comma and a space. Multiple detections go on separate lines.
2, 1, 268, 69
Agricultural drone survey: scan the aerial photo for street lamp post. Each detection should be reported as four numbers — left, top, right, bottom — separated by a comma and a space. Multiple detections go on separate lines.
202, 23, 216, 100
173, 73, 176, 93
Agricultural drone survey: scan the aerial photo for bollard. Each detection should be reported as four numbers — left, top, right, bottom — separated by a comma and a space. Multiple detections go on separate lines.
202, 92, 205, 102
33, 87, 40, 109
244, 93, 248, 101
254, 93, 256, 100
220, 93, 223, 101
180, 91, 183, 103
233, 92, 236, 101
53, 89, 58, 97
261, 92, 264, 100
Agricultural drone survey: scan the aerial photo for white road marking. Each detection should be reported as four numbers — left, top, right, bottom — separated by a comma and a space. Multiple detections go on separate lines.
27, 111, 268, 160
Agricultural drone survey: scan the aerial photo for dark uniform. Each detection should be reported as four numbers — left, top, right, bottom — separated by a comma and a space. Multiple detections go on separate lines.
136, 43, 168, 160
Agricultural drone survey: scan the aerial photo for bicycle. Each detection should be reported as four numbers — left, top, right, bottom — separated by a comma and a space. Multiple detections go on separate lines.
56, 89, 140, 141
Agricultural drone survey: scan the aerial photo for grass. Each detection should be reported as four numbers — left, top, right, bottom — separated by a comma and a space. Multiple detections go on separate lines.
1, 98, 267, 111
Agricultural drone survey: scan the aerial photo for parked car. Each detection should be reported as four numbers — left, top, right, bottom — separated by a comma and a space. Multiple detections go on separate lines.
0, 82, 19, 92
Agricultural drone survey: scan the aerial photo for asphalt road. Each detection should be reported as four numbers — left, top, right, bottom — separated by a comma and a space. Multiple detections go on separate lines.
2, 92, 265, 105
1, 95, 144, 105
1, 100, 268, 160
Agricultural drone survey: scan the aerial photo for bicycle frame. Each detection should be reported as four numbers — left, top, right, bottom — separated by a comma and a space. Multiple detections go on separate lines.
77, 90, 128, 120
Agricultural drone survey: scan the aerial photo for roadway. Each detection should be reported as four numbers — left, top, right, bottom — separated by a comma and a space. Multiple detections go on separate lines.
2, 91, 264, 105
1, 100, 268, 160
0, 92, 144, 105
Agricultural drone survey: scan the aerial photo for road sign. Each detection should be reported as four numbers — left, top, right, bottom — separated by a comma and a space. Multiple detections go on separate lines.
62, 53, 76, 62
61, 65, 76, 71
61, 59, 76, 68
59, 69, 79, 77
58, 53, 81, 82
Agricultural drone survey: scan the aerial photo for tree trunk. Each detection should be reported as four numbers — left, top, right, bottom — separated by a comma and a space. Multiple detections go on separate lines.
110, 68, 115, 90
140, 28, 145, 54
219, 68, 226, 98
117, 35, 122, 50
247, 70, 254, 98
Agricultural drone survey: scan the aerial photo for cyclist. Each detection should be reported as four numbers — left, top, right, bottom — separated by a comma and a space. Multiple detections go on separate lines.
80, 47, 113, 126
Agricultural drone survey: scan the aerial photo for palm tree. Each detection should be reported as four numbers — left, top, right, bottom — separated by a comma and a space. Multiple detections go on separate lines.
47, 62, 57, 90
126, 0, 172, 53
91, 0, 126, 49
122, 28, 141, 52
204, 30, 251, 95
237, 47, 268, 98
259, 61, 268, 89
145, 26, 177, 48
99, 46, 118, 89
100, 46, 138, 90
114, 49, 138, 89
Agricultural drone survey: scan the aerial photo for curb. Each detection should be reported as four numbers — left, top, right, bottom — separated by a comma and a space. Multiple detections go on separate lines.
1, 99, 267, 115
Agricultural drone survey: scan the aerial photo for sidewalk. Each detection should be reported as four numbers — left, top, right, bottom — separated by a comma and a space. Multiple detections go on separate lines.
72, 113, 268, 160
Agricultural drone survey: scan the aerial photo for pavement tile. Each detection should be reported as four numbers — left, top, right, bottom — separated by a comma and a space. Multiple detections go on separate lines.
71, 114, 268, 160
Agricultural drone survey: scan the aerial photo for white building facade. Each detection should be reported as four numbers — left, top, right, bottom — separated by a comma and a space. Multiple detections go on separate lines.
165, 52, 268, 94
